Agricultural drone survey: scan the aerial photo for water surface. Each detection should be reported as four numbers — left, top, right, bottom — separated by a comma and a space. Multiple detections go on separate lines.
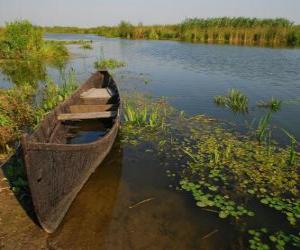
0, 34, 300, 249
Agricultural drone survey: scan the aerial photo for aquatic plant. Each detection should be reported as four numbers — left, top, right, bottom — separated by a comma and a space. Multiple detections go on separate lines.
256, 112, 272, 142
257, 97, 282, 112
80, 43, 92, 49
214, 89, 248, 113
94, 58, 126, 70
123, 98, 165, 128
282, 129, 298, 166
41, 69, 78, 113
119, 92, 300, 249
248, 229, 300, 250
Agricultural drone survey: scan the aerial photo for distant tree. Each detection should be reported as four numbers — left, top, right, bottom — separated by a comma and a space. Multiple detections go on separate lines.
118, 21, 134, 38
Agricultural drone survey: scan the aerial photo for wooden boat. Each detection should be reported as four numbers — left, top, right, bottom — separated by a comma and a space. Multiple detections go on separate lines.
21, 70, 120, 233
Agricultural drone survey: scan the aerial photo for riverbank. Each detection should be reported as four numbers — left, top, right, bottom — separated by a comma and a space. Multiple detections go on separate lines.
43, 17, 300, 48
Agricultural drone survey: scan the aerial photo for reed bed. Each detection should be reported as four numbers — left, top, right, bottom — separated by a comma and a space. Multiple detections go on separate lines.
43, 17, 300, 47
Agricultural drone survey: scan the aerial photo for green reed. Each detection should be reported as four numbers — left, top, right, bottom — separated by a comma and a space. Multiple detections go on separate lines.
214, 89, 248, 113
43, 17, 300, 48
257, 97, 282, 112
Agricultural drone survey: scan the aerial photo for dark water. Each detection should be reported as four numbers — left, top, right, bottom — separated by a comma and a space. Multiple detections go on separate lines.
0, 34, 300, 249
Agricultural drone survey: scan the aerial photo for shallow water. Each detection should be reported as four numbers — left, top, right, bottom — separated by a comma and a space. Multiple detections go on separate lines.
0, 34, 300, 249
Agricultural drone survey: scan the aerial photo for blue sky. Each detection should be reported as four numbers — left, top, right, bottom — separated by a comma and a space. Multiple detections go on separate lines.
0, 0, 299, 27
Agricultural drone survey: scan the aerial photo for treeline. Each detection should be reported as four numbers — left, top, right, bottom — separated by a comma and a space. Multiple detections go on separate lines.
42, 17, 300, 47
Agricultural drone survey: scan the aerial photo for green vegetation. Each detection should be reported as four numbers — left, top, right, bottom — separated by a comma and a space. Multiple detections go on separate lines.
248, 229, 300, 250
120, 92, 300, 250
0, 20, 68, 60
80, 43, 92, 49
123, 97, 166, 128
256, 112, 272, 142
40, 69, 78, 113
0, 70, 78, 160
94, 58, 126, 70
44, 17, 300, 47
257, 97, 282, 112
214, 89, 248, 113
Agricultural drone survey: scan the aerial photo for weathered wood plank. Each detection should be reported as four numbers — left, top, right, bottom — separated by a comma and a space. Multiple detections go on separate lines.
69, 104, 116, 113
57, 111, 117, 121
80, 88, 111, 99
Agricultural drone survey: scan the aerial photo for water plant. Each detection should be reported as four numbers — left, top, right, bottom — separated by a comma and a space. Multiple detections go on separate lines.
257, 97, 282, 112
80, 43, 93, 49
214, 89, 248, 113
248, 229, 300, 250
40, 69, 78, 113
256, 112, 272, 142
282, 129, 298, 166
118, 92, 300, 249
94, 58, 126, 70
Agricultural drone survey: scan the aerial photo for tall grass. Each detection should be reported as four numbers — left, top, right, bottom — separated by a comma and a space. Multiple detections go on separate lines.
256, 112, 272, 142
43, 17, 300, 48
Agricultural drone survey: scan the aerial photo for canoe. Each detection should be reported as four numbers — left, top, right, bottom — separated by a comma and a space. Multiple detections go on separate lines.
21, 70, 120, 233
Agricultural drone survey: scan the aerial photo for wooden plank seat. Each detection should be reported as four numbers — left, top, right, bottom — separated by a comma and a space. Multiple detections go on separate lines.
57, 111, 117, 121
80, 88, 113, 105
69, 104, 117, 113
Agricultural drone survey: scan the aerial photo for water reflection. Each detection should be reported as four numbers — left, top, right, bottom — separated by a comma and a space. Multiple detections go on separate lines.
47, 138, 123, 249
0, 57, 66, 88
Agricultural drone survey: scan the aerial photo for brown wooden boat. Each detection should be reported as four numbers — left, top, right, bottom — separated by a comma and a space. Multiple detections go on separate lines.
21, 70, 120, 233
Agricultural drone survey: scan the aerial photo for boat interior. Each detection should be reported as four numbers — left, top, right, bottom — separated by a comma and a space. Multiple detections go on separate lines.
30, 71, 120, 145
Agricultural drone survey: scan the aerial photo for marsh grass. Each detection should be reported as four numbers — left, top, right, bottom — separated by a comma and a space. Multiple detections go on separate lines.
214, 89, 248, 113
45, 17, 300, 47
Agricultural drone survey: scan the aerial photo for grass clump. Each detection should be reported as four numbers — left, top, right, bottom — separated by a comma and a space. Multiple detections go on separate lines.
257, 97, 282, 112
80, 43, 93, 49
214, 89, 248, 113
94, 58, 126, 70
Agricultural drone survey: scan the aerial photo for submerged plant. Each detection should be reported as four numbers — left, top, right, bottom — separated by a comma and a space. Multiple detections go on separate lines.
214, 89, 248, 113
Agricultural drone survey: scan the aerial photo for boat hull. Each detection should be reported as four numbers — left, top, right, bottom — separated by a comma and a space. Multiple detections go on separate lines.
21, 71, 120, 233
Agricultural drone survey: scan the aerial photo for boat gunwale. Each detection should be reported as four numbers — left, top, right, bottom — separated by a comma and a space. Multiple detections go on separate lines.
26, 112, 120, 151
25, 70, 121, 151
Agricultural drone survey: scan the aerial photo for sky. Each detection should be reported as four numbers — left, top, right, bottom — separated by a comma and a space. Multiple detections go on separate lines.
0, 0, 299, 27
